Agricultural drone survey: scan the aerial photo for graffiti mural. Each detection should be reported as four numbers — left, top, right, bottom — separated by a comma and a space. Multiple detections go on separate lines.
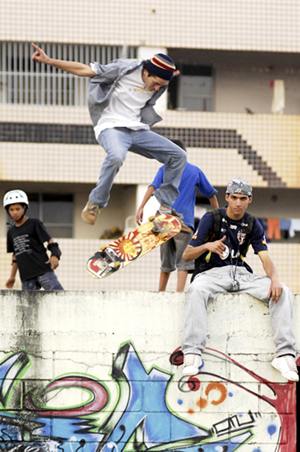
0, 343, 296, 451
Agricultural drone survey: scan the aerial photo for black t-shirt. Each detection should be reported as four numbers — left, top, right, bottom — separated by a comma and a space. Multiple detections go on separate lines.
7, 218, 52, 281
191, 210, 268, 270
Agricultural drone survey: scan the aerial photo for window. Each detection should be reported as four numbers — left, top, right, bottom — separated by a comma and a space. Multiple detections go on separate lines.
0, 42, 137, 106
28, 193, 74, 238
168, 64, 214, 111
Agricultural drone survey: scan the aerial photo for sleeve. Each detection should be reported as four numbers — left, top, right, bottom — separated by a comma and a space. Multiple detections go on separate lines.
89, 59, 136, 79
34, 219, 51, 244
150, 166, 164, 189
250, 219, 268, 254
6, 230, 14, 253
196, 169, 218, 198
189, 212, 214, 247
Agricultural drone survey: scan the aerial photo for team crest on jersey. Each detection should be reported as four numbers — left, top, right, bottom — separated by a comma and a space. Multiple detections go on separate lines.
237, 230, 247, 245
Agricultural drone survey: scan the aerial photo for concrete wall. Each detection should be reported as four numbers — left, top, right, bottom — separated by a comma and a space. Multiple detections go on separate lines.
0, 290, 299, 451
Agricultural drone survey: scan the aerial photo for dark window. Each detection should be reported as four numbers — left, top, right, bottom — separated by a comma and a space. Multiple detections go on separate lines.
168, 64, 213, 111
28, 193, 73, 238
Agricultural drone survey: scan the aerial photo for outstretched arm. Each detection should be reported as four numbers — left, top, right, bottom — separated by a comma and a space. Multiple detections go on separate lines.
32, 43, 96, 77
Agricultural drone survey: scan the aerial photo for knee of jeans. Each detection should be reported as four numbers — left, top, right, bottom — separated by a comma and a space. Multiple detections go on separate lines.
108, 155, 125, 169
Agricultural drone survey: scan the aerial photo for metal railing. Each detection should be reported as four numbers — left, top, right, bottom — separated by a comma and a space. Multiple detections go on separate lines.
0, 41, 137, 106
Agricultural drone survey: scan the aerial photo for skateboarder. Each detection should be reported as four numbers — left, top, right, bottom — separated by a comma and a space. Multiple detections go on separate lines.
181, 179, 298, 382
4, 190, 64, 291
136, 140, 218, 292
32, 44, 186, 226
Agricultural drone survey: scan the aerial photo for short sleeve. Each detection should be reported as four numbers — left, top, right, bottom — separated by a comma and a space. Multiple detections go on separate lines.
150, 166, 164, 189
250, 219, 268, 254
190, 212, 214, 247
34, 219, 51, 244
196, 169, 217, 199
6, 229, 14, 253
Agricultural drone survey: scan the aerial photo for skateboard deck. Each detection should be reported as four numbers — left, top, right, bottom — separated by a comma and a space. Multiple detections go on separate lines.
87, 214, 181, 279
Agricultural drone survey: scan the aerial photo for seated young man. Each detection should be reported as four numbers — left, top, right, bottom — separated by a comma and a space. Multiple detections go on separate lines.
181, 179, 298, 382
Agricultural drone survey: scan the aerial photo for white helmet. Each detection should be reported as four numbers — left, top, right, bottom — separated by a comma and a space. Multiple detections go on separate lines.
3, 190, 29, 208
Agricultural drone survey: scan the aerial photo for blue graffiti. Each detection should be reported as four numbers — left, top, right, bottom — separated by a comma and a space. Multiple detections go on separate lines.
98, 342, 252, 451
267, 423, 277, 437
0, 344, 257, 451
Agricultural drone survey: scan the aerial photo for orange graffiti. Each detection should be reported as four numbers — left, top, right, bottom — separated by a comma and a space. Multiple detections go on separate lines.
205, 382, 227, 405
195, 382, 227, 411
196, 397, 208, 409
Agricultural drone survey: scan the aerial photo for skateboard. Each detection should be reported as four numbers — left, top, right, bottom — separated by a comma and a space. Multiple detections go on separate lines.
87, 214, 181, 279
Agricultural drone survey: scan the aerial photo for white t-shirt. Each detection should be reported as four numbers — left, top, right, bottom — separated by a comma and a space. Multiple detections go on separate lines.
91, 65, 153, 140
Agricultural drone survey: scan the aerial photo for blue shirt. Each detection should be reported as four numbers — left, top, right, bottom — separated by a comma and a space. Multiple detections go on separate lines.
151, 163, 217, 228
191, 210, 268, 269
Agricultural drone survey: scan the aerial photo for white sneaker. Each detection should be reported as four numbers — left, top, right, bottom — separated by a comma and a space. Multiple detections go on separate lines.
271, 356, 299, 382
182, 354, 204, 376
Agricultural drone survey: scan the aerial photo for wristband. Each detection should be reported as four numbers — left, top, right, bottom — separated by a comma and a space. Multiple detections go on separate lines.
47, 242, 62, 259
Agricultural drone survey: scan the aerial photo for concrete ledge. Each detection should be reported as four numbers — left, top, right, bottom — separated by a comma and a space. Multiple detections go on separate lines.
0, 290, 298, 450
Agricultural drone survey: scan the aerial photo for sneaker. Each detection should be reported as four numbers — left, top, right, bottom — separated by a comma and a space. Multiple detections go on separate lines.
182, 354, 204, 376
81, 201, 101, 225
157, 205, 173, 215
153, 206, 191, 234
271, 355, 299, 382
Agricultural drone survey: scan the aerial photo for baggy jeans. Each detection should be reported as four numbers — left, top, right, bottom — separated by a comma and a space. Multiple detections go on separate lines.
182, 266, 296, 358
89, 127, 187, 208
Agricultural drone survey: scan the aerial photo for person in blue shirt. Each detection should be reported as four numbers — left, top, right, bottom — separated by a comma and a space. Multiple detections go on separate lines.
181, 179, 298, 382
136, 140, 218, 292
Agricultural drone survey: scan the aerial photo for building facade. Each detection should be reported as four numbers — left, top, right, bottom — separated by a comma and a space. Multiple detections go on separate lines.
1, 0, 300, 290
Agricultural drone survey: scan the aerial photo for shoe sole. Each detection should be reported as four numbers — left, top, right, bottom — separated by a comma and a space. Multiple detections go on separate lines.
81, 213, 96, 225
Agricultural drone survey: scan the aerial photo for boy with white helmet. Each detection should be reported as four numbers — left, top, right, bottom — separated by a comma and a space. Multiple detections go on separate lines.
4, 190, 64, 291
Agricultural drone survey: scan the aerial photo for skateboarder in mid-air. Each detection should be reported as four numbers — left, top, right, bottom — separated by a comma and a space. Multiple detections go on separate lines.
32, 43, 187, 229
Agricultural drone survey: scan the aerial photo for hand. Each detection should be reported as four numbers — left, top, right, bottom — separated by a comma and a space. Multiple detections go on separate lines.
206, 235, 227, 257
6, 277, 15, 289
136, 206, 144, 225
49, 255, 59, 270
32, 43, 50, 64
268, 279, 283, 303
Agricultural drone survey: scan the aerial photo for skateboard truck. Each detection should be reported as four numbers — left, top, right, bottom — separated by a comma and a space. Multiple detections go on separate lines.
105, 247, 122, 268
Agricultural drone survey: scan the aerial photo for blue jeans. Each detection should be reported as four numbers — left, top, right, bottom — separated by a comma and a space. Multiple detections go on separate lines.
22, 271, 64, 291
183, 266, 296, 358
89, 128, 187, 208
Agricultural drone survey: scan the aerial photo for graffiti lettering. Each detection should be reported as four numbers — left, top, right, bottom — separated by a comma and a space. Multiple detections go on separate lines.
0, 343, 296, 451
